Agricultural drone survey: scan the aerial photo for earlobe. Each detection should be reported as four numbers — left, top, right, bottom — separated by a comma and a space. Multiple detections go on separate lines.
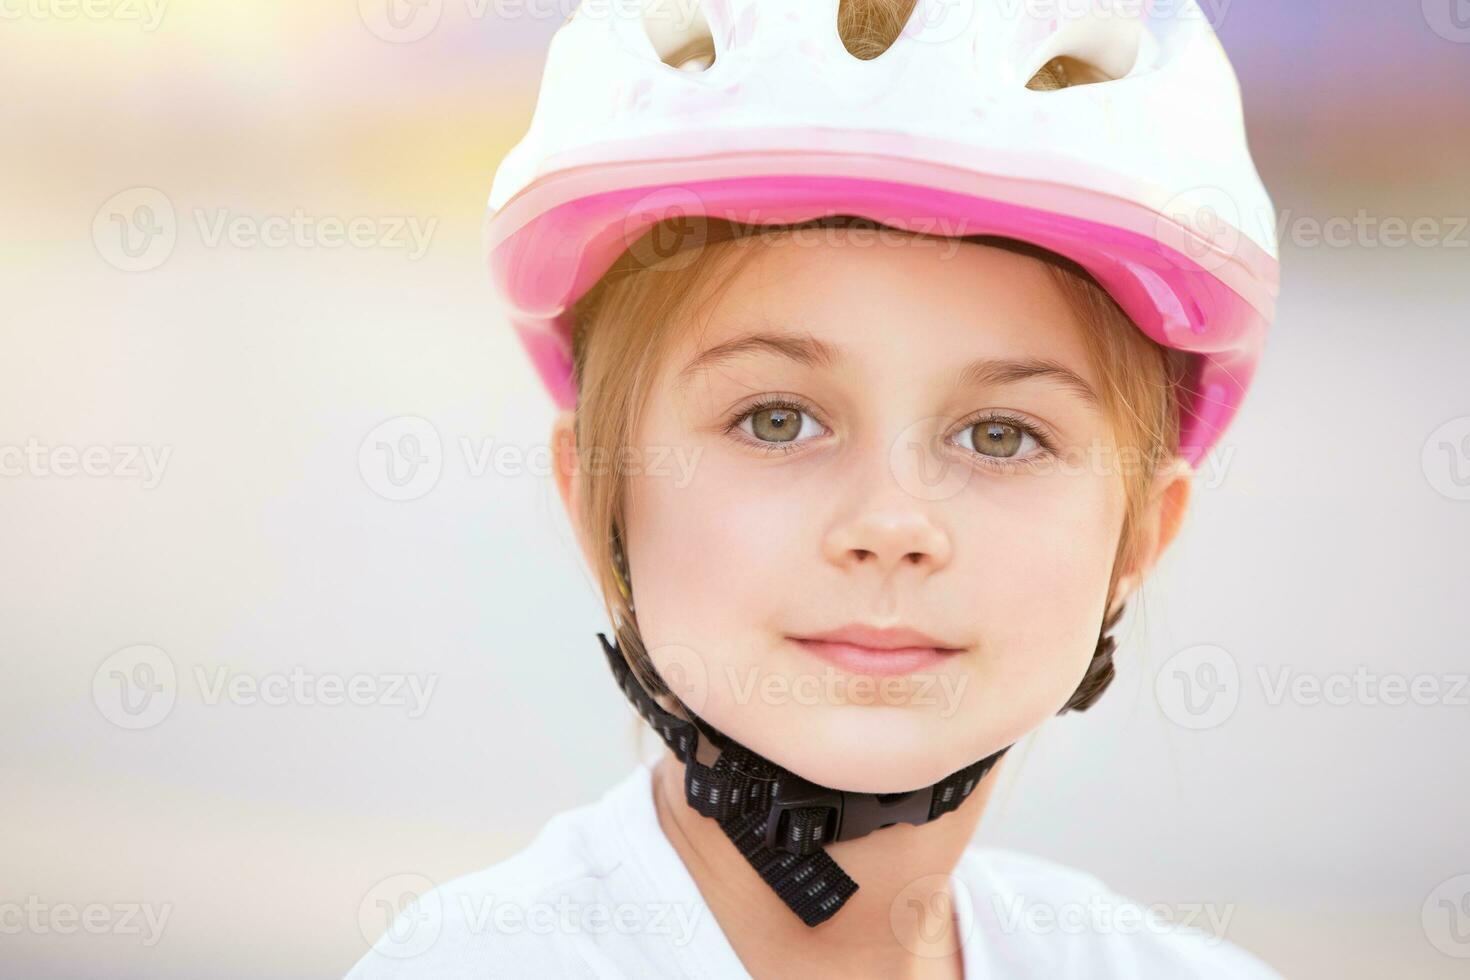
551, 410, 577, 511
1108, 455, 1195, 617
1150, 455, 1195, 559
550, 410, 588, 556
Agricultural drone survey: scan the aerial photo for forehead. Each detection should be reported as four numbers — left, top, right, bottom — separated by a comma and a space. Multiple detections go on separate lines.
670, 229, 1096, 382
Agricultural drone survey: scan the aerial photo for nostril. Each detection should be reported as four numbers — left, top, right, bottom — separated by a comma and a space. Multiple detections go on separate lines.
643, 0, 717, 73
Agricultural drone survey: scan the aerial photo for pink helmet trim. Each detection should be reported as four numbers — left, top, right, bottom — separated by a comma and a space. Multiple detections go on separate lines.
487, 149, 1279, 470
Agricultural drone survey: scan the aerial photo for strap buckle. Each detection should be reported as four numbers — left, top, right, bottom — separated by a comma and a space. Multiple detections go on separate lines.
764, 772, 936, 853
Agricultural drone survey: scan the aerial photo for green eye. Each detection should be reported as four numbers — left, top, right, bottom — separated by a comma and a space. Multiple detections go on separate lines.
732, 400, 826, 449
974, 421, 1022, 458
954, 418, 1042, 460
750, 406, 805, 443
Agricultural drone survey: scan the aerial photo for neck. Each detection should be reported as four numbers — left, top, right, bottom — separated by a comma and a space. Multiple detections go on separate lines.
650, 747, 1003, 980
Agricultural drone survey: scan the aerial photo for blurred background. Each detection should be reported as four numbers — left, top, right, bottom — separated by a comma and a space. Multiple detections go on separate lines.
2, 1, 1468, 977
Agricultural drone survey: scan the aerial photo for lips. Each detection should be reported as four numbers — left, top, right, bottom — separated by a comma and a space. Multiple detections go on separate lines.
788, 624, 964, 678
794, 623, 963, 652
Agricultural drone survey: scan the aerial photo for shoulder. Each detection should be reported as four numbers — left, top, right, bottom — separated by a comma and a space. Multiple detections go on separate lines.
958, 847, 1281, 979
343, 797, 621, 979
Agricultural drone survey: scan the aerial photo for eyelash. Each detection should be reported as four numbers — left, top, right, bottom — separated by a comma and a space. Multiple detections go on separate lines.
722, 397, 1057, 469
723, 394, 826, 456
952, 409, 1057, 472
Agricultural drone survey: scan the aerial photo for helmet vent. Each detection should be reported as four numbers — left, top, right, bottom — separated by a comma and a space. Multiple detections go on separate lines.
1026, 54, 1115, 90
1018, 9, 1143, 90
642, 0, 717, 73
837, 0, 919, 61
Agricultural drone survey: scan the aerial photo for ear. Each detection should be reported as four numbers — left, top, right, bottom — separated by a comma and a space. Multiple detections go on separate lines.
551, 409, 594, 567
1108, 455, 1194, 616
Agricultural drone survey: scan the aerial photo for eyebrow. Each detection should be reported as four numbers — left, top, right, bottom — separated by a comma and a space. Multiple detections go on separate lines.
676, 330, 840, 384
677, 329, 1100, 410
955, 355, 1101, 411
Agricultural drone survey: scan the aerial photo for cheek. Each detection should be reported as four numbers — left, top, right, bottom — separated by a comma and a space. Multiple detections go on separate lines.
622, 445, 814, 651
954, 473, 1123, 728
622, 446, 829, 755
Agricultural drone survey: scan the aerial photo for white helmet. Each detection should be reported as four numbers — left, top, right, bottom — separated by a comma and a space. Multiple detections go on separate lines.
485, 0, 1280, 467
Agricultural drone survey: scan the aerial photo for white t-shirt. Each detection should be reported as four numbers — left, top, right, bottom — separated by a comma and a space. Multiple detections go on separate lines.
345, 760, 1279, 979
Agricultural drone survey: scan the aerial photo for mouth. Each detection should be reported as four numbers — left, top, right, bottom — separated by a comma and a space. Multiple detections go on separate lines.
787, 624, 965, 678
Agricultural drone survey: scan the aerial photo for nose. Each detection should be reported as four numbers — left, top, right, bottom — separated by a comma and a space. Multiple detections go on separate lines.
822, 495, 953, 576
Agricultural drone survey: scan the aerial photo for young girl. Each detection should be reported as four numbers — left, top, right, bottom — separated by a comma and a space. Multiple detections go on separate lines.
349, 0, 1280, 976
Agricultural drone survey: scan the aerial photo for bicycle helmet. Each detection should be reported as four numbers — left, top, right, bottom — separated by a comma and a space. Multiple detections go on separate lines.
485, 0, 1279, 468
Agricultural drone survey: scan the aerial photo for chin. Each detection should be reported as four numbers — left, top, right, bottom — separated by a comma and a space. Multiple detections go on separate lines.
726, 701, 1004, 794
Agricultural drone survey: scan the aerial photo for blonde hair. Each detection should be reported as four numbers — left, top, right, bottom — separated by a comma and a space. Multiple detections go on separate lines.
565, 0, 1189, 713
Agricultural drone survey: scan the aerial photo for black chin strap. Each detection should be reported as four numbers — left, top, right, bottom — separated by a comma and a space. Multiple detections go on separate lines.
597, 633, 1009, 927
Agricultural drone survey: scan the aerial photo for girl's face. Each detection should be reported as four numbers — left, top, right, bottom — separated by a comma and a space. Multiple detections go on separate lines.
620, 230, 1130, 793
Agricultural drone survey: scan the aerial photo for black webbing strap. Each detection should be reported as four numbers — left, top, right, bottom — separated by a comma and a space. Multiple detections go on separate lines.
597, 633, 1008, 927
